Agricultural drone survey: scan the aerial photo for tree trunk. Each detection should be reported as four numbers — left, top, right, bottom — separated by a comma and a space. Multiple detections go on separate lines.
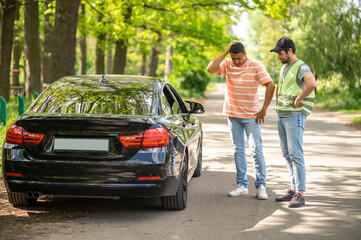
79, 33, 87, 75
112, 39, 127, 74
107, 37, 112, 74
95, 33, 106, 74
140, 52, 146, 76
41, 0, 54, 85
0, 0, 17, 101
112, 6, 132, 74
11, 3, 21, 88
0, 7, 2, 39
146, 33, 162, 77
164, 40, 173, 81
0, 7, 2, 28
11, 40, 21, 87
78, 3, 86, 75
51, 0, 81, 82
24, 0, 41, 96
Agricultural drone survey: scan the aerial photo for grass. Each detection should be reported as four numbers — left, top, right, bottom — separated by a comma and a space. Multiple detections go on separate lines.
316, 91, 361, 126
0, 95, 34, 170
352, 116, 361, 124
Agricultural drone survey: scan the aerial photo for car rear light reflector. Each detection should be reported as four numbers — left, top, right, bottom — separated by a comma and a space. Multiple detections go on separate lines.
119, 128, 169, 148
5, 172, 23, 177
119, 133, 143, 148
138, 176, 161, 180
6, 125, 44, 145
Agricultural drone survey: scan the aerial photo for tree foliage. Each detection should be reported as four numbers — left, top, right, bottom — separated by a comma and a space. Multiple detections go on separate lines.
0, 0, 299, 102
294, 0, 361, 89
247, 0, 361, 109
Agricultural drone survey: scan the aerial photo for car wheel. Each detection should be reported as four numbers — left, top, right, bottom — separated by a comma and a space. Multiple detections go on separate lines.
193, 146, 202, 177
7, 191, 37, 206
161, 159, 188, 210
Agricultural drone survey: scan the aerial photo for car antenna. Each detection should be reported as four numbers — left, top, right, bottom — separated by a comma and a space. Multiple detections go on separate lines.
100, 75, 108, 83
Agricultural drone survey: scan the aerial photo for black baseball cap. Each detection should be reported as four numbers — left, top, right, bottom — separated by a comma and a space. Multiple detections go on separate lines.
270, 36, 295, 52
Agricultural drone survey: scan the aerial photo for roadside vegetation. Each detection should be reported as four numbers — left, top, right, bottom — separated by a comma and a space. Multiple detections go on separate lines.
0, 96, 33, 172
246, 0, 361, 122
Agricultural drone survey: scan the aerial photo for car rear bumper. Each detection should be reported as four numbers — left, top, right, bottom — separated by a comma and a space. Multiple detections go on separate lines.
2, 147, 181, 198
6, 177, 179, 197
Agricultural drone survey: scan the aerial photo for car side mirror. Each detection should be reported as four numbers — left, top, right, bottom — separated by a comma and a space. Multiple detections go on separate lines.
185, 101, 205, 114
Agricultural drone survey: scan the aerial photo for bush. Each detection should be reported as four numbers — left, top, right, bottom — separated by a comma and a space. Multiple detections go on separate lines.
179, 69, 210, 98
316, 73, 361, 110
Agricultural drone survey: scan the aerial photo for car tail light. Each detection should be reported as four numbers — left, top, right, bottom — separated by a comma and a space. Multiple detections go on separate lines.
6, 125, 44, 145
119, 127, 169, 148
138, 176, 161, 180
5, 172, 23, 177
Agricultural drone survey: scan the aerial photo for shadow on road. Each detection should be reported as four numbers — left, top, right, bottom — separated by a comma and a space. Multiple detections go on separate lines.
1, 164, 360, 239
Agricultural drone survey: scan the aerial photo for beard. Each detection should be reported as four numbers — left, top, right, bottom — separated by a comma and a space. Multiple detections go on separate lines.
280, 54, 291, 64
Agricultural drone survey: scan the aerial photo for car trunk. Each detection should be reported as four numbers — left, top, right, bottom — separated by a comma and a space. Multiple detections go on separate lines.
16, 114, 153, 161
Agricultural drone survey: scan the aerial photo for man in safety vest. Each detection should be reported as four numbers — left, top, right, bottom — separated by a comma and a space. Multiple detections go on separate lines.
270, 36, 317, 208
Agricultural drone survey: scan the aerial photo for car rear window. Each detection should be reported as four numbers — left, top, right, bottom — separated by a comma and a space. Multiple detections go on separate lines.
30, 78, 155, 115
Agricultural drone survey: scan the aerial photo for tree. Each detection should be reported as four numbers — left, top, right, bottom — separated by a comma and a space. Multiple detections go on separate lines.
146, 30, 162, 77
78, 3, 87, 75
94, 10, 106, 74
41, 0, 54, 85
24, 0, 41, 96
11, 3, 22, 88
0, 0, 18, 101
112, 5, 132, 74
294, 0, 361, 89
246, 10, 288, 80
51, 0, 81, 82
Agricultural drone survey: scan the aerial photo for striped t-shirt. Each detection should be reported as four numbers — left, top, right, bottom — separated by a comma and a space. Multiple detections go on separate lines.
217, 57, 273, 119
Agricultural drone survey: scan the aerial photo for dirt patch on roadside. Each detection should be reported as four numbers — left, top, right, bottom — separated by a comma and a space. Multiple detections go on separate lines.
313, 108, 361, 131
0, 181, 99, 238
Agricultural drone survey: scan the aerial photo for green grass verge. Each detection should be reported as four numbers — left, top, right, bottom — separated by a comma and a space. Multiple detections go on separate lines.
351, 116, 361, 124
316, 91, 361, 126
1, 95, 34, 170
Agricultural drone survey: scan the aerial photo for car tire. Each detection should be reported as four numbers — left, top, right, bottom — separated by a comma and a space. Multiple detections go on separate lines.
7, 191, 37, 206
193, 146, 202, 177
161, 159, 188, 210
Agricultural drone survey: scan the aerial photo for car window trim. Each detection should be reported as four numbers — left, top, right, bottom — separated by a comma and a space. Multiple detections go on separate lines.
165, 84, 188, 114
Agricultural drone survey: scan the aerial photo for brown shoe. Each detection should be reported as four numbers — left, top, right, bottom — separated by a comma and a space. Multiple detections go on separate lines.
275, 189, 295, 202
288, 193, 305, 208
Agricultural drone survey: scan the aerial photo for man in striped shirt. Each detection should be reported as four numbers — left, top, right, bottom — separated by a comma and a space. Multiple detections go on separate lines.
207, 41, 275, 200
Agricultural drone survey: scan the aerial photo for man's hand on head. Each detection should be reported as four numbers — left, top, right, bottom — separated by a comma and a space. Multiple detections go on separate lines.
227, 41, 241, 53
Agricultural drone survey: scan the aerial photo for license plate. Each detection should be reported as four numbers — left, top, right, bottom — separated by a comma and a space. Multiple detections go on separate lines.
54, 138, 109, 151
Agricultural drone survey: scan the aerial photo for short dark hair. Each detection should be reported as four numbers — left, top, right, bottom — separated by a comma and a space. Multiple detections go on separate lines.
230, 42, 245, 54
284, 47, 296, 54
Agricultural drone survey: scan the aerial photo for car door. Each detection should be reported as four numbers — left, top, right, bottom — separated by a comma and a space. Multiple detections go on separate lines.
164, 84, 201, 177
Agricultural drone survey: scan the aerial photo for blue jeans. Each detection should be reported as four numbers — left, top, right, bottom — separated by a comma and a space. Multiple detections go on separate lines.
228, 117, 266, 188
277, 113, 307, 192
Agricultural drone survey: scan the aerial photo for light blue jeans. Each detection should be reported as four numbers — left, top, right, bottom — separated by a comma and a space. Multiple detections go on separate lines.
228, 117, 266, 188
277, 113, 307, 192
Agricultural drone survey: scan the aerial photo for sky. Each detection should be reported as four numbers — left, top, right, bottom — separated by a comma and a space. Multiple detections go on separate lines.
231, 12, 249, 44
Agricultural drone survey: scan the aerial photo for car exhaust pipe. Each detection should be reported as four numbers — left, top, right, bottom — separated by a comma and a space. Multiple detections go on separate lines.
26, 191, 34, 198
33, 191, 42, 199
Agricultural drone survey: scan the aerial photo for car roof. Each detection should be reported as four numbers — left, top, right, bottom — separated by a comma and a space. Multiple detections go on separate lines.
52, 75, 165, 90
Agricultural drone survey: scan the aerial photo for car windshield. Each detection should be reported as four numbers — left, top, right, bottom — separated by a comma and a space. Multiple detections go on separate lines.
29, 76, 155, 115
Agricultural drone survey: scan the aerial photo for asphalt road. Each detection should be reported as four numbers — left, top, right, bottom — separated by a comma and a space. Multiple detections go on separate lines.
6, 84, 361, 240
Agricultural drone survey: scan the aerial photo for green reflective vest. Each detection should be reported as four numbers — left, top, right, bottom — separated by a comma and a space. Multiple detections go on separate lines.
276, 60, 315, 115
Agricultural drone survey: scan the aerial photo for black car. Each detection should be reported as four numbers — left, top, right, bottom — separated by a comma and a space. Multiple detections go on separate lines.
2, 75, 204, 210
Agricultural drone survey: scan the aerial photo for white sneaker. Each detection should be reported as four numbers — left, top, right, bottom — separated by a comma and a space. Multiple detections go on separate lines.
228, 185, 249, 197
257, 185, 268, 200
